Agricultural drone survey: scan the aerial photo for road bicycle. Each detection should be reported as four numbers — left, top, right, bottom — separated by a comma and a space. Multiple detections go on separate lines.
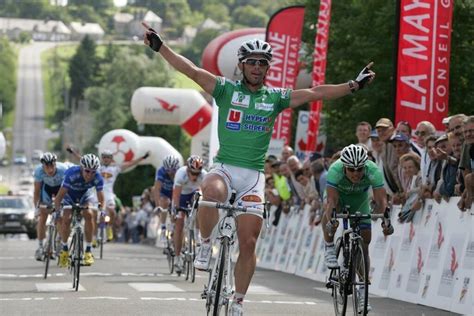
182, 192, 200, 283
198, 193, 267, 316
326, 206, 390, 316
39, 203, 59, 279
96, 210, 110, 260
64, 203, 89, 291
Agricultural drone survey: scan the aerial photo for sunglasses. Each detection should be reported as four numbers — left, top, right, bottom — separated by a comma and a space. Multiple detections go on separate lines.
242, 58, 270, 66
346, 166, 364, 173
101, 155, 113, 159
83, 168, 95, 174
415, 130, 428, 136
190, 171, 201, 176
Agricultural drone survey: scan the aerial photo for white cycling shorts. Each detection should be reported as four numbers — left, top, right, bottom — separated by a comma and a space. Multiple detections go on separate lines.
208, 163, 265, 218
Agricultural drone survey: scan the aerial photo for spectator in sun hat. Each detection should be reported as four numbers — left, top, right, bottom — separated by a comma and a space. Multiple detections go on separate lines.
396, 120, 421, 156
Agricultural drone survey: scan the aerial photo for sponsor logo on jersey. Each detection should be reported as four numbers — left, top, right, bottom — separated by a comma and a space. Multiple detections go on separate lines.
217, 77, 226, 86
244, 114, 271, 123
231, 92, 250, 108
241, 195, 262, 202
226, 109, 242, 131
101, 172, 114, 179
255, 102, 274, 111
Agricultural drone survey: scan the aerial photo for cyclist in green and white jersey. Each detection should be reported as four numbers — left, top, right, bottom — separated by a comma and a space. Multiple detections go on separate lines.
143, 23, 376, 316
322, 144, 394, 311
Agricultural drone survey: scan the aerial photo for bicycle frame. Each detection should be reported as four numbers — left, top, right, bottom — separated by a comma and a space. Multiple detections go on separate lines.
40, 204, 57, 279
64, 204, 87, 291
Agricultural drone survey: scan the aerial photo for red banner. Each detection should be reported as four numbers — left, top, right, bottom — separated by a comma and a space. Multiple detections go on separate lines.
395, 0, 453, 130
265, 6, 306, 145
306, 0, 332, 154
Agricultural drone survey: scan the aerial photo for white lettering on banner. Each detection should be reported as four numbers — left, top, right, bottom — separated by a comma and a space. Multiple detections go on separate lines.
402, 34, 429, 60
404, 0, 430, 11
400, 74, 427, 110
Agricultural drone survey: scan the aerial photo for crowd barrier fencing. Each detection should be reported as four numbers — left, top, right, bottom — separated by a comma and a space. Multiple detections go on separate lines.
254, 198, 473, 315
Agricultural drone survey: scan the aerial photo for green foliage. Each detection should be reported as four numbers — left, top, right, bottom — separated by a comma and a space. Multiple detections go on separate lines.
449, 0, 474, 115
0, 37, 16, 127
67, 0, 114, 12
68, 36, 98, 103
181, 28, 221, 65
232, 5, 269, 28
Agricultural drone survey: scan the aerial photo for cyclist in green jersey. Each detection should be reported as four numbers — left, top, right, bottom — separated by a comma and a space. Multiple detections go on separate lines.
143, 23, 375, 316
323, 144, 394, 310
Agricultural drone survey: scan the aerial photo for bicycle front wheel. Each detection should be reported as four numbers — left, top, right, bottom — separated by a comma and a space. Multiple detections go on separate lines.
166, 232, 175, 274
73, 231, 82, 291
43, 225, 54, 279
351, 239, 369, 315
330, 237, 349, 316
190, 229, 196, 283
212, 237, 229, 316
99, 226, 105, 260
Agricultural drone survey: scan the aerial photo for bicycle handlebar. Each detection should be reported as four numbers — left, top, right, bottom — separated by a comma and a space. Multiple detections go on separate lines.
198, 200, 263, 216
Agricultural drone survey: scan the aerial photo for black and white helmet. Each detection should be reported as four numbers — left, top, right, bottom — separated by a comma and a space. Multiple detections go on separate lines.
80, 153, 101, 170
40, 152, 57, 165
162, 155, 180, 171
340, 144, 368, 169
238, 39, 273, 62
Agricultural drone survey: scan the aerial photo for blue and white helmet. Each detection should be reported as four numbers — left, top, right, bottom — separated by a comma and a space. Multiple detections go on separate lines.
238, 39, 273, 62
340, 144, 368, 169
80, 154, 101, 170
162, 155, 180, 170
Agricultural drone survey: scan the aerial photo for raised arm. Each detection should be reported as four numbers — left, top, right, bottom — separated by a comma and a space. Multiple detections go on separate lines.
289, 62, 376, 108
121, 151, 150, 171
143, 22, 216, 95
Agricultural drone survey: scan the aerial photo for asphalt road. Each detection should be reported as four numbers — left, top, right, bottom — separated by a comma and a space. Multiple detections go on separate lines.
0, 237, 453, 316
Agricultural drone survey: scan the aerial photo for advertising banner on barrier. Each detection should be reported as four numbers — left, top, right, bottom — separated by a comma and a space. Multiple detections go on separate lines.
255, 199, 472, 313
306, 0, 332, 155
265, 6, 305, 145
395, 0, 454, 130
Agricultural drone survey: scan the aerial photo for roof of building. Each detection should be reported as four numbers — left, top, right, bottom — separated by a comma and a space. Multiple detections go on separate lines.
113, 12, 134, 23
0, 17, 70, 34
69, 22, 105, 35
143, 10, 162, 23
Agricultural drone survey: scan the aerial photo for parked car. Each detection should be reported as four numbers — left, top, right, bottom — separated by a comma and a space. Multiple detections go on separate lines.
32, 149, 43, 163
13, 154, 27, 165
0, 195, 36, 239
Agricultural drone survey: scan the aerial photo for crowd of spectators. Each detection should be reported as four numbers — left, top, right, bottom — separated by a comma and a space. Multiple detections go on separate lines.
264, 115, 474, 226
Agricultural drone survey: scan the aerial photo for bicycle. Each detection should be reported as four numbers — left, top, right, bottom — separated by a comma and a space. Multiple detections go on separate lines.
161, 207, 176, 275
198, 192, 267, 316
96, 209, 110, 260
39, 203, 59, 279
326, 206, 390, 316
64, 203, 89, 291
182, 192, 200, 283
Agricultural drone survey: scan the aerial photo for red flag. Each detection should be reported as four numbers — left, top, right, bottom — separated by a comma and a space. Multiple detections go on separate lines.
265, 6, 306, 145
306, 0, 332, 154
395, 0, 453, 130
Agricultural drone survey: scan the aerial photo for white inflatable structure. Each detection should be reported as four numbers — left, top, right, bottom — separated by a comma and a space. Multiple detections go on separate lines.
131, 87, 212, 166
97, 129, 183, 170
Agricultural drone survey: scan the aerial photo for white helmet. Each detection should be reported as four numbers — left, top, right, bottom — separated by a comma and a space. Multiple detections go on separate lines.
80, 153, 101, 170
40, 152, 57, 164
162, 155, 180, 170
340, 144, 368, 169
238, 39, 273, 62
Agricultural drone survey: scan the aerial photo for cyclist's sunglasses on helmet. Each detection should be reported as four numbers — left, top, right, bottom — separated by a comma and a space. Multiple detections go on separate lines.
242, 58, 270, 66
346, 166, 364, 173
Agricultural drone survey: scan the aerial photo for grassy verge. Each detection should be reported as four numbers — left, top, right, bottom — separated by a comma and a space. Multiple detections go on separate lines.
0, 183, 10, 195
173, 72, 203, 90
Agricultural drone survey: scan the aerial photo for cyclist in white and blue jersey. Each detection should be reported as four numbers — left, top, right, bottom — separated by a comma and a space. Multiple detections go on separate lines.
33, 153, 70, 261
54, 154, 104, 267
153, 155, 181, 242
172, 155, 207, 273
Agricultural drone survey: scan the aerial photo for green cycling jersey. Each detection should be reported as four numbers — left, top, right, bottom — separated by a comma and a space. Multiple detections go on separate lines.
326, 159, 384, 224
212, 77, 291, 171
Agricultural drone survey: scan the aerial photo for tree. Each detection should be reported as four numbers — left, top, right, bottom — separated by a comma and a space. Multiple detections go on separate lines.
181, 28, 221, 65
68, 36, 98, 106
232, 5, 269, 28
0, 37, 16, 126
67, 0, 113, 12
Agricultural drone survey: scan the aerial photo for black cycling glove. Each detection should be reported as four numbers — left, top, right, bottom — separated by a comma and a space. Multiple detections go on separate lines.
355, 65, 373, 90
146, 28, 163, 52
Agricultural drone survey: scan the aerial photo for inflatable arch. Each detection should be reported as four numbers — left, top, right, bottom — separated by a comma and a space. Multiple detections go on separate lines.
98, 129, 183, 170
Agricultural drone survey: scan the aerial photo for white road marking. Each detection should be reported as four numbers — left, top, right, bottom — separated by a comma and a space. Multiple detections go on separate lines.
0, 272, 162, 278
129, 283, 185, 292
36, 283, 85, 292
247, 285, 282, 295
79, 296, 128, 300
